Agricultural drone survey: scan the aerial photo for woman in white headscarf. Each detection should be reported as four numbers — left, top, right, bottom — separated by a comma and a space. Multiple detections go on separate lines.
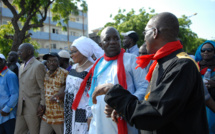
64, 36, 104, 134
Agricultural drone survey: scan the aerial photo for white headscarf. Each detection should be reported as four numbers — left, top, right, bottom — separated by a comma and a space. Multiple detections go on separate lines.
71, 36, 104, 63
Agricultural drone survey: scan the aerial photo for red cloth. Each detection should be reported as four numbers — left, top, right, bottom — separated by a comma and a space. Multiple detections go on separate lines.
198, 62, 215, 75
0, 66, 8, 74
136, 40, 183, 82
72, 48, 128, 134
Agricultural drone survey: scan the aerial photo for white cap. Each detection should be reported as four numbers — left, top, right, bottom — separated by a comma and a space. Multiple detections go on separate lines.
121, 31, 136, 36
58, 50, 70, 59
0, 54, 5, 60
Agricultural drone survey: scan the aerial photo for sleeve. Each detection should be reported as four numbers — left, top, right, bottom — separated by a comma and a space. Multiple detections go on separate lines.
2, 73, 19, 113
105, 59, 200, 130
36, 63, 47, 106
130, 55, 149, 100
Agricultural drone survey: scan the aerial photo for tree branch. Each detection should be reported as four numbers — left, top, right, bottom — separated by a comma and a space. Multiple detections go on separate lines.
2, 0, 17, 16
17, 0, 26, 19
24, 33, 32, 39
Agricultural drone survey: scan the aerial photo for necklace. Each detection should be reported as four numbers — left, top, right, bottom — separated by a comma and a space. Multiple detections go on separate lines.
77, 59, 88, 68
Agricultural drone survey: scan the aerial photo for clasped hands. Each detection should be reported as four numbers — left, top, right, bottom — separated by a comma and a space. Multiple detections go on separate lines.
92, 83, 119, 123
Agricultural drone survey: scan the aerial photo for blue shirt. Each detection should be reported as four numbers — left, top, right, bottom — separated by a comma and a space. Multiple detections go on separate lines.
0, 69, 19, 124
126, 44, 139, 56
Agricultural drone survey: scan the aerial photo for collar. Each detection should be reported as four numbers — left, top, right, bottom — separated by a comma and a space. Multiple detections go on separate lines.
127, 44, 138, 52
24, 56, 34, 67
0, 66, 8, 77
47, 67, 60, 77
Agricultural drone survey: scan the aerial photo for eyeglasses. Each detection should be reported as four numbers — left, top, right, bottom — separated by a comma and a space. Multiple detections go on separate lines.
143, 28, 155, 35
46, 60, 58, 64
201, 48, 214, 53
70, 50, 78, 55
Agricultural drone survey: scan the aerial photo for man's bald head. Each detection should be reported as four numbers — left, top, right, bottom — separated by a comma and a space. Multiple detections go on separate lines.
100, 26, 121, 57
100, 27, 120, 42
19, 43, 35, 56
18, 43, 35, 62
151, 12, 179, 41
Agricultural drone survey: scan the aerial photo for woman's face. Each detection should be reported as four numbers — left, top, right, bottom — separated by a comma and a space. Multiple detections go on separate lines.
201, 43, 214, 61
70, 46, 85, 64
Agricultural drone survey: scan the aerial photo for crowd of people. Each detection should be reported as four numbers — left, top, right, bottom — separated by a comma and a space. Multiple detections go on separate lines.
0, 12, 214, 134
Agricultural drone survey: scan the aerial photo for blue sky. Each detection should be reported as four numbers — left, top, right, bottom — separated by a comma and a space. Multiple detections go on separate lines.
87, 0, 215, 40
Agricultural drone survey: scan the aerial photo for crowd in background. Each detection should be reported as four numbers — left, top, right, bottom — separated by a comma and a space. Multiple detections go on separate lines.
0, 12, 215, 134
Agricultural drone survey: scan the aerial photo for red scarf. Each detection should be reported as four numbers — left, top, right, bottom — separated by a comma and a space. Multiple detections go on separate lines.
197, 62, 215, 75
136, 40, 183, 82
72, 48, 128, 134
0, 66, 8, 74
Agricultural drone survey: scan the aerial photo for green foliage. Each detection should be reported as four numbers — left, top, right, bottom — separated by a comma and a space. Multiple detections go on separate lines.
100, 8, 209, 54
0, 23, 14, 56
0, 22, 40, 57
99, 7, 156, 47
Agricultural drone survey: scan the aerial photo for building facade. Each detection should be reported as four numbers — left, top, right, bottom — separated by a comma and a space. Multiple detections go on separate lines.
0, 1, 88, 56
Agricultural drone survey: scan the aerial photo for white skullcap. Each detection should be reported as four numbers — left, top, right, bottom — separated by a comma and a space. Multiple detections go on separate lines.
58, 50, 70, 59
71, 36, 104, 63
0, 54, 5, 60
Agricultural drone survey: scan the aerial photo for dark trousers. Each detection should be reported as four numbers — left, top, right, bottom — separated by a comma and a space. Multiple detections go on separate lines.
0, 118, 16, 134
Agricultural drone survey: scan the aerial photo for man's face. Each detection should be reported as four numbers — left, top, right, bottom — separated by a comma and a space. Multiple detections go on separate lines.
122, 36, 132, 48
101, 28, 121, 57
46, 56, 59, 72
17, 45, 28, 62
7, 52, 16, 63
0, 58, 6, 71
144, 20, 157, 54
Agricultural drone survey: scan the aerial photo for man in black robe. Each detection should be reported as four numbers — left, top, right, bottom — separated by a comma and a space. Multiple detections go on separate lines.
92, 12, 209, 134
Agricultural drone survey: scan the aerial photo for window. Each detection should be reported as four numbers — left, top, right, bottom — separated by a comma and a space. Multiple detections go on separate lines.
51, 44, 56, 49
71, 31, 76, 36
52, 28, 59, 34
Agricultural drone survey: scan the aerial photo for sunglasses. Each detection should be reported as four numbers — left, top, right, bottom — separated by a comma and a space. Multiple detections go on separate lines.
201, 48, 214, 53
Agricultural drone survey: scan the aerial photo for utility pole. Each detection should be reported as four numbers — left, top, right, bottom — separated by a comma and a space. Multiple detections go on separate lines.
82, 11, 84, 36
67, 20, 70, 50
49, 8, 51, 52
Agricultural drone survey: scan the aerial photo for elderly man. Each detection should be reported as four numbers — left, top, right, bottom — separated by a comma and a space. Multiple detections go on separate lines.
93, 12, 209, 134
0, 54, 19, 134
122, 31, 139, 56
39, 52, 68, 134
72, 27, 148, 134
14, 43, 47, 134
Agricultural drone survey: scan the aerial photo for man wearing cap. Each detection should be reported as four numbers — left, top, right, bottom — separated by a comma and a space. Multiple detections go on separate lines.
15, 43, 47, 134
58, 50, 72, 72
39, 52, 68, 134
0, 53, 19, 134
122, 31, 139, 56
